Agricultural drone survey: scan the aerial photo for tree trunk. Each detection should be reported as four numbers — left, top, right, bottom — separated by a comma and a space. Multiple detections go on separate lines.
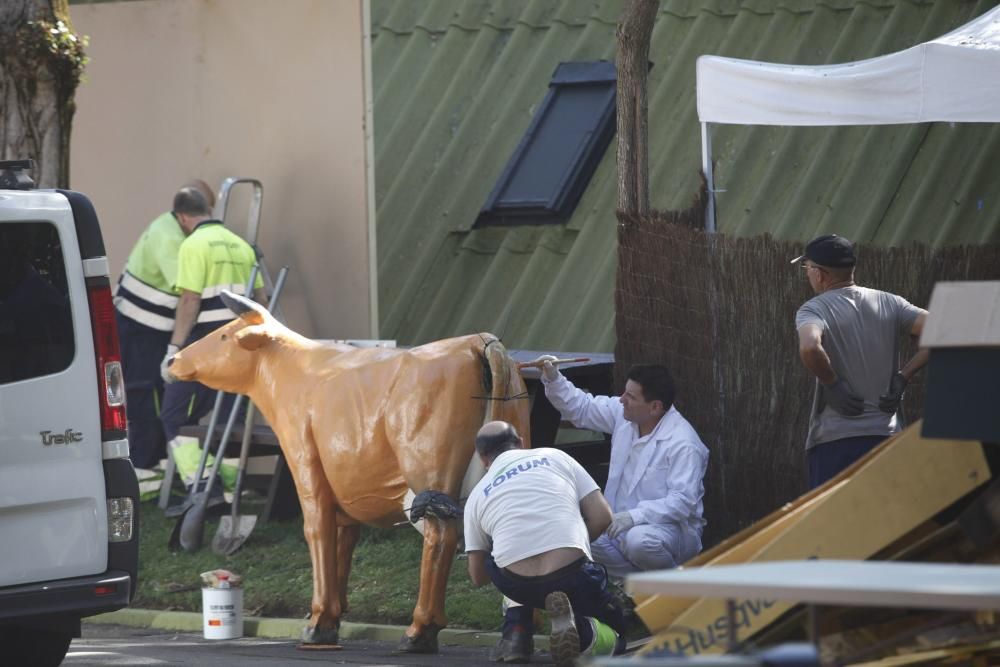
0, 0, 86, 188
615, 0, 659, 219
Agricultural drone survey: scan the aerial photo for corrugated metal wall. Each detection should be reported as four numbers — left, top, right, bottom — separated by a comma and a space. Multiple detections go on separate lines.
372, 0, 1000, 350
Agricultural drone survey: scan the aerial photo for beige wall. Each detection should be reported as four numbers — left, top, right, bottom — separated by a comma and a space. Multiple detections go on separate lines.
70, 0, 375, 339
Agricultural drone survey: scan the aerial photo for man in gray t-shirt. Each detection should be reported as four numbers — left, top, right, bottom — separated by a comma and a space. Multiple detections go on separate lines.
792, 234, 928, 488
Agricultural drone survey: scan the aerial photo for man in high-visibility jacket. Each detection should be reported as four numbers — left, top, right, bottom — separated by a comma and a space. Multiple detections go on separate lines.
114, 180, 215, 469
160, 186, 265, 447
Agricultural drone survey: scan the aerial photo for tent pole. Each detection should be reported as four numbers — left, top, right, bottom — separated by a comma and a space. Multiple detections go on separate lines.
701, 122, 716, 233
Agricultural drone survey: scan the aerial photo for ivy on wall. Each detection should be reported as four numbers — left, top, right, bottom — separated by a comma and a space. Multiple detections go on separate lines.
0, 2, 88, 188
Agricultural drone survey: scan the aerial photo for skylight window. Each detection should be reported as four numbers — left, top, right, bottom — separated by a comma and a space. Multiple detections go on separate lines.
476, 61, 616, 227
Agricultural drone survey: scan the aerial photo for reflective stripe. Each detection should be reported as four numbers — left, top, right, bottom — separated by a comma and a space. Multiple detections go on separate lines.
114, 298, 175, 331
119, 271, 179, 308
194, 284, 249, 322
114, 270, 179, 331
200, 283, 249, 300
197, 307, 237, 323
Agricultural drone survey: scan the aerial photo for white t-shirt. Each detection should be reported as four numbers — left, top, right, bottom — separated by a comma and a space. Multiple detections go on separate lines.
463, 447, 599, 568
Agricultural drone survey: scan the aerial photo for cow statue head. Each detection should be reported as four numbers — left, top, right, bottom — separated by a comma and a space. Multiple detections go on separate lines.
168, 290, 279, 396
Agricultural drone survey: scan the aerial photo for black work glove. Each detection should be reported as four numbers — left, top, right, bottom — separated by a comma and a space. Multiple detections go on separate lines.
823, 378, 864, 416
878, 372, 908, 414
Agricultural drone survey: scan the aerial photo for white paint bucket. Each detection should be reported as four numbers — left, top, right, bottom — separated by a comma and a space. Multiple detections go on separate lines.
202, 586, 243, 639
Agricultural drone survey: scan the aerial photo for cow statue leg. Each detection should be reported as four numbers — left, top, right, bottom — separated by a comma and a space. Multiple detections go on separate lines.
398, 491, 462, 653
297, 476, 344, 645
336, 521, 362, 615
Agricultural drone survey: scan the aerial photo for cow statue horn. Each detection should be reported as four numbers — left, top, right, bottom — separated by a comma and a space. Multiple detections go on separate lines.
221, 290, 264, 318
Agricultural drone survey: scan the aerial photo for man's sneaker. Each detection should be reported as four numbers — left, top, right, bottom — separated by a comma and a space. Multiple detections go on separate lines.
545, 592, 580, 667
489, 629, 534, 663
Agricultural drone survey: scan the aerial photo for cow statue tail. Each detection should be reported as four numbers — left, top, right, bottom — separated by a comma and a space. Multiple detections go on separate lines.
455, 335, 519, 499
481, 334, 513, 425
481, 334, 530, 447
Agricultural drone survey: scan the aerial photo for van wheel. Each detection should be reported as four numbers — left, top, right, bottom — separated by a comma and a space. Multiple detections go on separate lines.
0, 627, 73, 667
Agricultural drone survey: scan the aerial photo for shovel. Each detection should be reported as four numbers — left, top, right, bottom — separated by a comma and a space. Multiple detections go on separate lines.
175, 393, 245, 552
212, 401, 259, 555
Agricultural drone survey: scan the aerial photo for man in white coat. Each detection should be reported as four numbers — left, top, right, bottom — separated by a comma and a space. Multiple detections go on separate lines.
539, 359, 708, 577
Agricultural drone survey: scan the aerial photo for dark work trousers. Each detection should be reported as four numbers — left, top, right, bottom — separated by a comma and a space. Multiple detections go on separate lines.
808, 435, 886, 489
116, 313, 169, 469
160, 380, 243, 443
486, 555, 627, 649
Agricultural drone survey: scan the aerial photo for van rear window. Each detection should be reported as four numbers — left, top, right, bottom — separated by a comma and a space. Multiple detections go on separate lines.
0, 222, 75, 384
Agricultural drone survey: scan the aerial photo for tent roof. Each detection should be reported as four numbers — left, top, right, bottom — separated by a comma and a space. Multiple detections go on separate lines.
698, 5, 1000, 125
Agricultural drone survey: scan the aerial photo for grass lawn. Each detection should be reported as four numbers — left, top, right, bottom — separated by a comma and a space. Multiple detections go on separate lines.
135, 496, 504, 630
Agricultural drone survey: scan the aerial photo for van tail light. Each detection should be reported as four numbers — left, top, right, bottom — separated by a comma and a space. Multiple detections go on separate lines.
87, 283, 127, 436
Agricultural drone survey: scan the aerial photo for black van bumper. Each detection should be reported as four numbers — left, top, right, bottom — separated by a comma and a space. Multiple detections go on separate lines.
0, 571, 132, 626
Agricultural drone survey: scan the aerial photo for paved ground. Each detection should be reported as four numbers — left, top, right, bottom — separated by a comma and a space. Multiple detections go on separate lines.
70, 623, 560, 666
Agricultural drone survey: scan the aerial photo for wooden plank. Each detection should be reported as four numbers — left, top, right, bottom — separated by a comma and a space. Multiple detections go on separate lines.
633, 437, 876, 622
636, 422, 990, 658
681, 429, 894, 570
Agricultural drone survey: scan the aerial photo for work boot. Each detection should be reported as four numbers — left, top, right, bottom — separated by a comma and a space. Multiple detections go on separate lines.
545, 591, 580, 667
489, 629, 534, 663
580, 618, 622, 659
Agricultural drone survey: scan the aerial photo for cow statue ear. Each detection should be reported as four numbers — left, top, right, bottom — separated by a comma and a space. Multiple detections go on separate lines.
235, 325, 274, 351
221, 290, 266, 325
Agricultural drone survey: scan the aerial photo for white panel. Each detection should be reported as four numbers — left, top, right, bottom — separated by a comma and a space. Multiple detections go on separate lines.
922, 281, 1000, 347
82, 256, 109, 278
629, 560, 1000, 611
102, 438, 131, 460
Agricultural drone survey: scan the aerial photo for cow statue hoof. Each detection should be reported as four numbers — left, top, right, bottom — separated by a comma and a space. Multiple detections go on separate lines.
300, 624, 340, 647
396, 624, 442, 654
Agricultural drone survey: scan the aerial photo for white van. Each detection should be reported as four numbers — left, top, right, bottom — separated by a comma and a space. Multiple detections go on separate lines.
0, 161, 139, 666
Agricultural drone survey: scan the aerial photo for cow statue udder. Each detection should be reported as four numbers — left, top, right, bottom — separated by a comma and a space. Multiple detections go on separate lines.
167, 291, 531, 652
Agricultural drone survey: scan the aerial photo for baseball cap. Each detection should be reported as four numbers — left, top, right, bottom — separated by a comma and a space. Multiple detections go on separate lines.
790, 234, 856, 268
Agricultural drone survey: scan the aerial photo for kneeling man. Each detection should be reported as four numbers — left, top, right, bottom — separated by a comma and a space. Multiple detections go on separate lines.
539, 359, 708, 576
465, 421, 628, 667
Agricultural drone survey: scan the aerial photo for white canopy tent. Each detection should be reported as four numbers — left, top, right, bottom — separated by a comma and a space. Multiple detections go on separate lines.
696, 5, 1000, 232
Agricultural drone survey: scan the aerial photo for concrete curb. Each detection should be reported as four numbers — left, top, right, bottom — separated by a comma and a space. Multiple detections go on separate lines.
86, 608, 549, 649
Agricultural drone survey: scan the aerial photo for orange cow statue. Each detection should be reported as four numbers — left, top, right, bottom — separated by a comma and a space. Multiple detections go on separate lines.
167, 291, 531, 653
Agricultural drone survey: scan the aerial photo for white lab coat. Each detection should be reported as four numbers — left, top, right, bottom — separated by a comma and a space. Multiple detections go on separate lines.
543, 372, 709, 575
